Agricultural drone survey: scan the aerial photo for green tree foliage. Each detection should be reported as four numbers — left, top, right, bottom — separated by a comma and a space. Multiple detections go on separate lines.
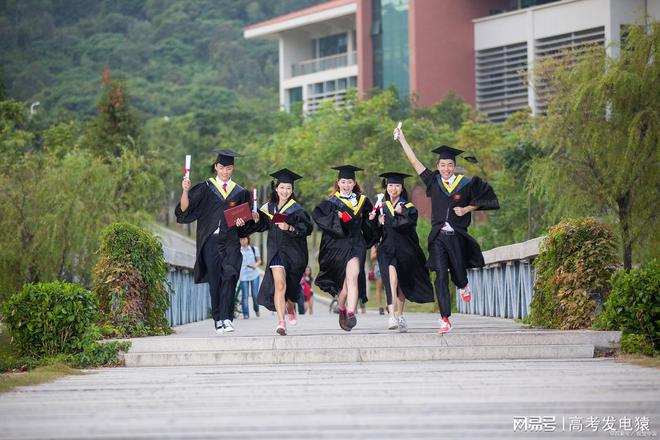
529, 218, 620, 330
0, 0, 323, 119
82, 67, 141, 157
93, 223, 171, 337
530, 22, 660, 269
0, 92, 164, 303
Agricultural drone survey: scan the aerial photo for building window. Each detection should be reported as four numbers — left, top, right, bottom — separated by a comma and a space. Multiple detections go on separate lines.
475, 42, 528, 124
534, 26, 605, 113
372, 0, 409, 98
288, 87, 303, 104
318, 32, 348, 58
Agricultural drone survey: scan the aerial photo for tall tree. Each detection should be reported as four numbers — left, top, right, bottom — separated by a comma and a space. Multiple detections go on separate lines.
529, 22, 659, 269
83, 66, 141, 158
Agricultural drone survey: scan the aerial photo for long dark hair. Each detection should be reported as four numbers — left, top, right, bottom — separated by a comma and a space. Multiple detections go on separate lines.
269, 181, 297, 205
332, 180, 362, 195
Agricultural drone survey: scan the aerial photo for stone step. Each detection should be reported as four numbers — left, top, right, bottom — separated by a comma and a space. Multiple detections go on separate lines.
127, 330, 620, 353
123, 344, 595, 366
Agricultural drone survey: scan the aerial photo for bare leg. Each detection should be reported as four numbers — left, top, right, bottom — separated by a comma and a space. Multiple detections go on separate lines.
272, 267, 287, 323
337, 278, 348, 309
396, 289, 406, 317
309, 296, 314, 314
388, 265, 399, 317
345, 257, 360, 313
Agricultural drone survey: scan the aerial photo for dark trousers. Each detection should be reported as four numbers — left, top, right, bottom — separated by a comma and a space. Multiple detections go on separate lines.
202, 235, 238, 322
429, 232, 468, 318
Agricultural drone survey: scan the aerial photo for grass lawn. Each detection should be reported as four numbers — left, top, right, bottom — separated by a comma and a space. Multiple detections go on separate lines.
615, 353, 660, 370
0, 331, 83, 393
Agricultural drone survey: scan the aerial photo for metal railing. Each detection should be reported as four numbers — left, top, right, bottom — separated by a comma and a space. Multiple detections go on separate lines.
291, 51, 357, 77
456, 237, 544, 319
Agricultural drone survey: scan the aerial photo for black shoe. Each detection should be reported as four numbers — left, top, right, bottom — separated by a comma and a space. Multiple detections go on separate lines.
346, 313, 357, 330
379, 307, 385, 315
338, 309, 350, 331
255, 311, 260, 317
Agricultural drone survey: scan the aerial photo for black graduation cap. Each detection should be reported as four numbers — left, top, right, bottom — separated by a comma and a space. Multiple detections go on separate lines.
270, 168, 303, 184
431, 145, 478, 163
431, 145, 463, 161
379, 172, 412, 185
332, 165, 363, 180
214, 149, 242, 166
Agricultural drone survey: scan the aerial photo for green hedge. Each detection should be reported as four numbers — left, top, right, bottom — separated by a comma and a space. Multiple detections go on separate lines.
2, 282, 97, 358
594, 260, 659, 355
93, 222, 171, 337
529, 218, 619, 329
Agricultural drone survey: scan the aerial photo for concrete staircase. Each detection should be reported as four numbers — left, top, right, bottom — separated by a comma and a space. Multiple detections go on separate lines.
124, 314, 621, 366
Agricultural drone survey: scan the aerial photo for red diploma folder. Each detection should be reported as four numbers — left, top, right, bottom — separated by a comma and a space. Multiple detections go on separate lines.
272, 213, 288, 224
223, 203, 252, 228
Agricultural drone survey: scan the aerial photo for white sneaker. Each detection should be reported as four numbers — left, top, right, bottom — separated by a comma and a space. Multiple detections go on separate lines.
222, 319, 235, 332
388, 316, 398, 330
398, 316, 408, 333
214, 321, 224, 335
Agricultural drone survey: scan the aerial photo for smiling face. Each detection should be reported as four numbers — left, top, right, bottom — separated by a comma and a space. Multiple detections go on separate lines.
386, 183, 403, 199
276, 182, 293, 202
337, 178, 356, 195
214, 163, 234, 181
437, 159, 456, 180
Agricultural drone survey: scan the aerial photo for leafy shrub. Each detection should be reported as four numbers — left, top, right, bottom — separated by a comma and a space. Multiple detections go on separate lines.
2, 282, 97, 357
620, 334, 655, 356
529, 218, 619, 329
593, 260, 659, 355
94, 222, 171, 337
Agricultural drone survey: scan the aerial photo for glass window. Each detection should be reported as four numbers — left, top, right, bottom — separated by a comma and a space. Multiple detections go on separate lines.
349, 76, 357, 88
325, 81, 336, 92
319, 32, 348, 57
372, 0, 409, 97
338, 78, 348, 90
288, 87, 302, 104
314, 82, 324, 95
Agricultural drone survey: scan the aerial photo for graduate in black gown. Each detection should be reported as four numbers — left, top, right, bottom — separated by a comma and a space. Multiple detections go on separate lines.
394, 127, 499, 333
250, 169, 313, 336
375, 172, 435, 333
313, 165, 379, 331
175, 150, 257, 335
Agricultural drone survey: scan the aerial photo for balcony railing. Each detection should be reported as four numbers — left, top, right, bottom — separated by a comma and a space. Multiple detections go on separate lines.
292, 51, 357, 77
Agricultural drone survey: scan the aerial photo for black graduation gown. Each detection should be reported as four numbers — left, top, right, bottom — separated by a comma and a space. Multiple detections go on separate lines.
312, 192, 379, 296
252, 200, 313, 312
377, 199, 435, 303
175, 178, 251, 283
419, 169, 499, 270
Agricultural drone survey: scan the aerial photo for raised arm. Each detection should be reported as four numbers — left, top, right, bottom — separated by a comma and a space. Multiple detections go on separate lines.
394, 126, 426, 175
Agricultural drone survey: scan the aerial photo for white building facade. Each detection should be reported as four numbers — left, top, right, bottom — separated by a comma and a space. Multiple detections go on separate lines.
474, 0, 660, 123
244, 1, 358, 113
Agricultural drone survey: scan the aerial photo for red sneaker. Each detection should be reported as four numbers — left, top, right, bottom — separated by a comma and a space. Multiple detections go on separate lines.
460, 286, 472, 302
438, 317, 452, 334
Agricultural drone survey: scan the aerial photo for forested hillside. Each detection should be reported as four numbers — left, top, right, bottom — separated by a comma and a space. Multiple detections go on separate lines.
0, 0, 322, 120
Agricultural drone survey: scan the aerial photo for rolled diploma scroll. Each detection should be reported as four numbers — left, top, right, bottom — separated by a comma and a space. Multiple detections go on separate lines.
393, 121, 402, 140
374, 193, 385, 214
184, 155, 191, 179
252, 187, 257, 212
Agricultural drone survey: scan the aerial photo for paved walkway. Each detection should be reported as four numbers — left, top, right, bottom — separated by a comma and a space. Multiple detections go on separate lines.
1, 313, 658, 439
156, 310, 529, 338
